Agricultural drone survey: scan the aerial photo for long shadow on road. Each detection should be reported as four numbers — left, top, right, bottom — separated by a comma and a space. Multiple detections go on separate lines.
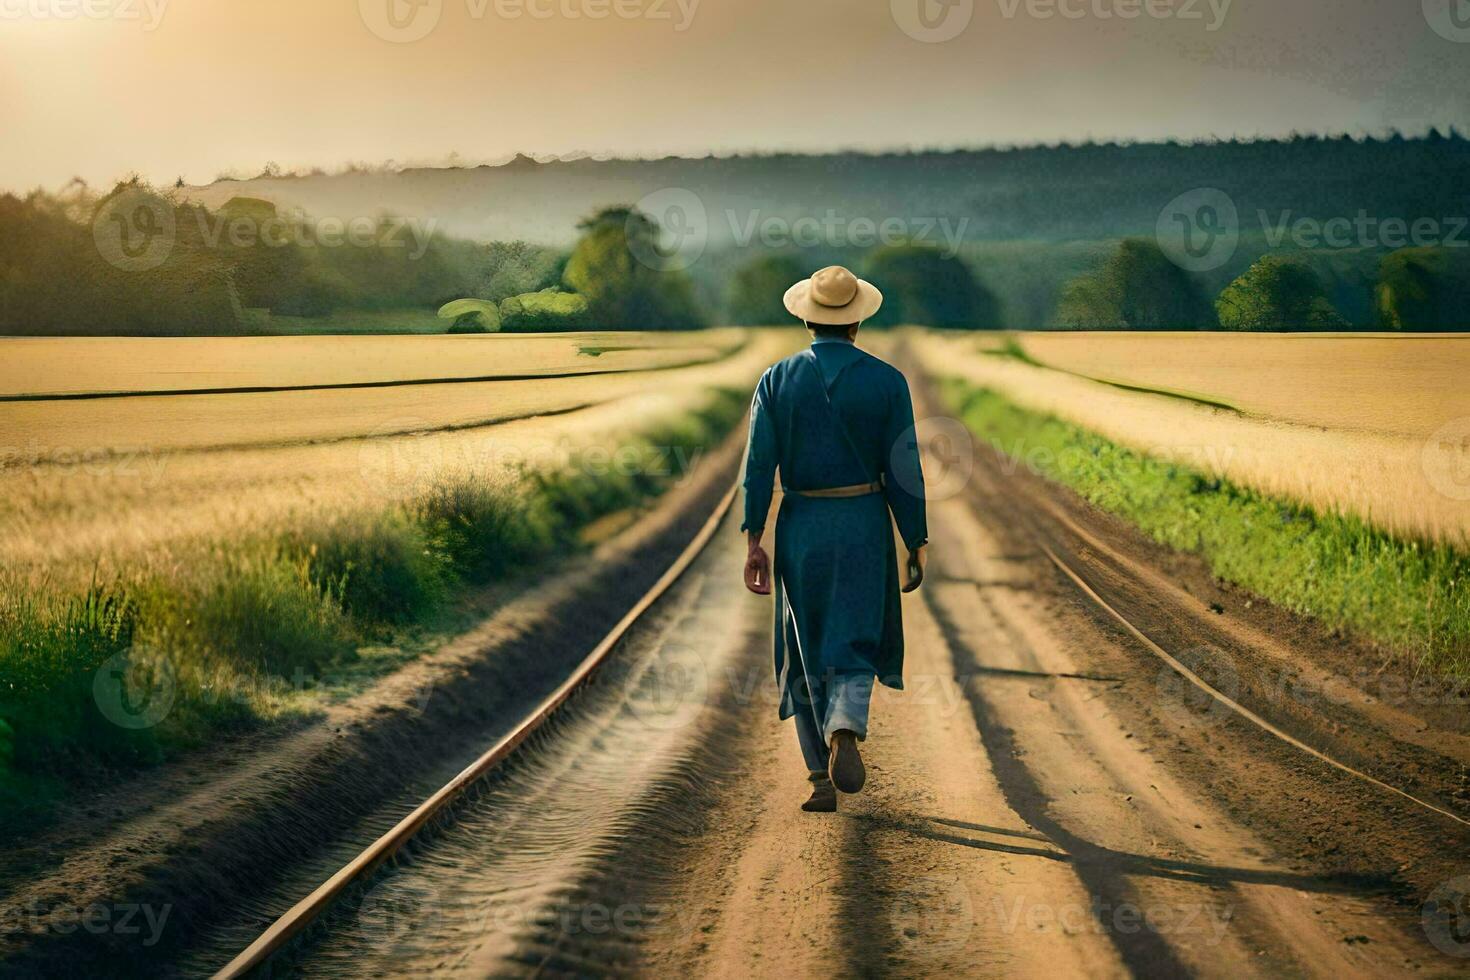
920, 586, 1382, 976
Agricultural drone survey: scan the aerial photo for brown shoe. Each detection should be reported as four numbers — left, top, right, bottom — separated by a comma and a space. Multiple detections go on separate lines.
828, 730, 866, 794
801, 772, 836, 812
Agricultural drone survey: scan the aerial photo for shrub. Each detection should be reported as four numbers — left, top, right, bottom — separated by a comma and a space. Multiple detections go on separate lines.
1375, 247, 1470, 331
863, 244, 1002, 328
414, 480, 555, 583
1056, 238, 1217, 329
294, 511, 449, 626
499, 289, 591, 331
0, 587, 155, 776
727, 254, 805, 325
438, 297, 502, 333
1215, 254, 1348, 330
152, 549, 354, 677
561, 206, 706, 330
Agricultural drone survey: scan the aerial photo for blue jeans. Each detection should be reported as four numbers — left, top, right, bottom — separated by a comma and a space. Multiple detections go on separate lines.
792, 668, 875, 773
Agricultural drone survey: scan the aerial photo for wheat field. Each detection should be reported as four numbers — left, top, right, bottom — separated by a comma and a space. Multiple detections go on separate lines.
0, 330, 791, 583
916, 331, 1470, 547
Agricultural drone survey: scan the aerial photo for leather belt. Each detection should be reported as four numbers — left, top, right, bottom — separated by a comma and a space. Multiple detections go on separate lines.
784, 481, 883, 499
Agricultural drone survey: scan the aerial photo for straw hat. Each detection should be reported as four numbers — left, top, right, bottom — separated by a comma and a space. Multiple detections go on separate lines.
783, 265, 883, 325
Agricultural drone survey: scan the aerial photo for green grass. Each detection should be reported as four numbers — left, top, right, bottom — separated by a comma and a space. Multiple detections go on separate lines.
942, 379, 1470, 676
0, 388, 747, 829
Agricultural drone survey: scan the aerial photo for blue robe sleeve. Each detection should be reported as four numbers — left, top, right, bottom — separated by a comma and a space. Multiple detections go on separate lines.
883, 377, 928, 551
741, 371, 777, 535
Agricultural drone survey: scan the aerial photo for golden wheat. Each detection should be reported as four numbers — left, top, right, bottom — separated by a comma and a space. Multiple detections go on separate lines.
0, 331, 794, 583
914, 330, 1470, 546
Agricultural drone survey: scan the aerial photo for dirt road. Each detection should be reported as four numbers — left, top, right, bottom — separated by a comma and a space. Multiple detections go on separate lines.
258, 367, 1469, 978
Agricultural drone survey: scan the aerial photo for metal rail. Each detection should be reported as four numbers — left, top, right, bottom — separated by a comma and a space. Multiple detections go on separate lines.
213, 482, 739, 978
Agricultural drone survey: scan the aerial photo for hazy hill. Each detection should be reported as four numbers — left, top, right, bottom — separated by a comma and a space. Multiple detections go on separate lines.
182, 136, 1470, 249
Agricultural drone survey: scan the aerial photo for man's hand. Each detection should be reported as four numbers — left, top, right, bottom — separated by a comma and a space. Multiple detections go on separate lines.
744, 532, 772, 595
901, 543, 928, 593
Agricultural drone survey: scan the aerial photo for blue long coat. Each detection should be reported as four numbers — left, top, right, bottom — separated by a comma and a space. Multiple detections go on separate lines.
741, 339, 928, 721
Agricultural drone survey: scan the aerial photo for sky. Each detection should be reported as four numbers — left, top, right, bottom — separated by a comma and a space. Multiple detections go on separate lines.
2, 0, 1467, 192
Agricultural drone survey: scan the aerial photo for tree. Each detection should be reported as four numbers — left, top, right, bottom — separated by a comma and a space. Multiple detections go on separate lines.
726, 254, 804, 325
861, 245, 1002, 328
1055, 238, 1216, 329
561, 206, 705, 330
1215, 254, 1348, 331
1375, 247, 1470, 331
437, 298, 502, 332
498, 289, 590, 331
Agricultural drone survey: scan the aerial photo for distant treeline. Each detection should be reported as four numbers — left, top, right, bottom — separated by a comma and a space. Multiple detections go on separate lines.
0, 182, 573, 336
191, 131, 1470, 248
3, 130, 1469, 334
0, 184, 708, 335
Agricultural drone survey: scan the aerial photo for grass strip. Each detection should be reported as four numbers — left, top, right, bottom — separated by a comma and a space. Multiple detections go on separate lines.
0, 388, 747, 826
941, 378, 1469, 676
